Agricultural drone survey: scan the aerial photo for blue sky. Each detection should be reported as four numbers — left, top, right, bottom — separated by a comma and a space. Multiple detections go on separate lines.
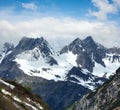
0, 0, 120, 21
0, 0, 92, 19
0, 0, 120, 49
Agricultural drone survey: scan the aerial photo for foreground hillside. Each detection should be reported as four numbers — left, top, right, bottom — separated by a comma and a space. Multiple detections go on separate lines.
0, 78, 51, 110
67, 67, 120, 110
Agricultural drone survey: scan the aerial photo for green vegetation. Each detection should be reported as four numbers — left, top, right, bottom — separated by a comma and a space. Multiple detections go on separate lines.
23, 84, 32, 93
0, 80, 51, 110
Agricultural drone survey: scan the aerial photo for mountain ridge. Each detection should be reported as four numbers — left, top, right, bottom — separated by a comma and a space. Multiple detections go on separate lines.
67, 67, 120, 110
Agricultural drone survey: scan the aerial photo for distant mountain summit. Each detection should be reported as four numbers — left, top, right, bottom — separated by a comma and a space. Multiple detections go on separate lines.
16, 37, 53, 56
60, 36, 106, 72
0, 36, 119, 110
2, 37, 58, 65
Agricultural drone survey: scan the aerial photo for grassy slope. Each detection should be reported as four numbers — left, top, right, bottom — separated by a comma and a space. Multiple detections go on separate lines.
0, 79, 51, 110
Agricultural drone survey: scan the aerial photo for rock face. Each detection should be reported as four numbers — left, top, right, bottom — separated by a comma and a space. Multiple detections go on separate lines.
68, 67, 120, 110
0, 42, 14, 63
15, 37, 53, 57
108, 47, 120, 54
60, 36, 106, 72
0, 78, 51, 110
60, 36, 120, 78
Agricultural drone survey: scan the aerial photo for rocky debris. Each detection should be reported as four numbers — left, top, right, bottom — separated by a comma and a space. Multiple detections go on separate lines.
69, 67, 120, 110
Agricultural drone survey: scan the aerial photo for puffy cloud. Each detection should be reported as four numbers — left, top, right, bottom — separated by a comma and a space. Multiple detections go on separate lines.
0, 17, 119, 50
90, 0, 120, 20
21, 3, 37, 10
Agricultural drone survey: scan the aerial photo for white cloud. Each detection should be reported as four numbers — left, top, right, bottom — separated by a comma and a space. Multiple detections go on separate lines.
90, 0, 120, 20
0, 17, 119, 50
113, 0, 120, 7
22, 3, 37, 10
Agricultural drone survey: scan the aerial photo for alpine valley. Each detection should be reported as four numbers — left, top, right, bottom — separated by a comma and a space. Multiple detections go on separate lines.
0, 36, 120, 110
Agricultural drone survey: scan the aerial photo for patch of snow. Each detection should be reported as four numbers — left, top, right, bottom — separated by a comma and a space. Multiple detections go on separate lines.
26, 97, 31, 102
82, 68, 90, 74
70, 75, 95, 90
57, 51, 77, 66
0, 50, 12, 63
26, 97, 43, 110
93, 58, 119, 78
2, 89, 11, 96
13, 96, 22, 103
16, 47, 41, 61
24, 102, 38, 110
37, 103, 43, 110
0, 52, 6, 63
0, 78, 15, 89
13, 96, 41, 110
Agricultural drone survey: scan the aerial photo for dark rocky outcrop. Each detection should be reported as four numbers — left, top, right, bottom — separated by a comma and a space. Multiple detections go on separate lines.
68, 67, 120, 110
60, 36, 107, 72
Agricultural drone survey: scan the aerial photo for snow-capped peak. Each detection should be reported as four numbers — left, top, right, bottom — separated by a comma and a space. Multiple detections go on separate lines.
0, 42, 14, 63
16, 37, 54, 56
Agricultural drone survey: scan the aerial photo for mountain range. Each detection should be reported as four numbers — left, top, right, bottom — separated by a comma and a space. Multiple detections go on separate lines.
0, 36, 119, 110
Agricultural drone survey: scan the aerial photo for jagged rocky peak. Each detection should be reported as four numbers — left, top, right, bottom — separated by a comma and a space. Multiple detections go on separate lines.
68, 38, 84, 54
60, 36, 106, 56
60, 36, 106, 72
14, 36, 58, 65
82, 36, 106, 57
2, 42, 14, 53
16, 36, 53, 56
82, 36, 106, 66
106, 47, 120, 63
108, 47, 120, 54
70, 37, 82, 45
60, 37, 84, 54
83, 36, 94, 42
82, 36, 97, 52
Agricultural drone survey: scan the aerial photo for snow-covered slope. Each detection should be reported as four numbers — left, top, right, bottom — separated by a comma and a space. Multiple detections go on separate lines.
93, 54, 120, 78
15, 50, 77, 81
14, 46, 106, 90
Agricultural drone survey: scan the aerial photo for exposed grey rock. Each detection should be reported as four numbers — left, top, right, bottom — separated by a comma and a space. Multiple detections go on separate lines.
3, 42, 14, 53
108, 47, 120, 54
60, 36, 107, 72
70, 67, 120, 110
